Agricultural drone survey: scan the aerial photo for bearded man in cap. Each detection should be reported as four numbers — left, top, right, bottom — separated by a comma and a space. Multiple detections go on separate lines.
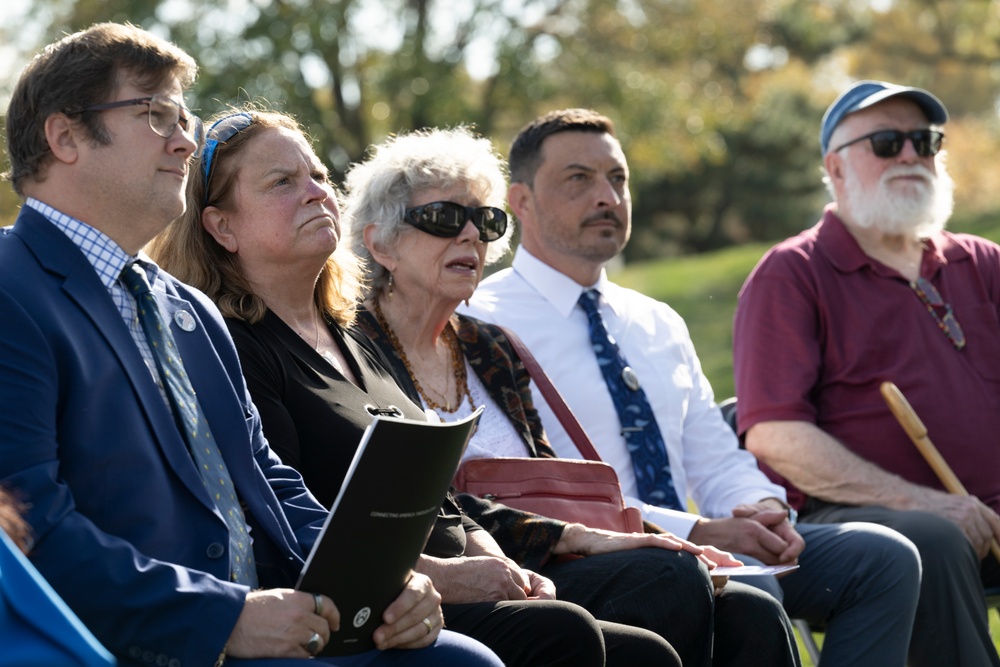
734, 80, 1000, 665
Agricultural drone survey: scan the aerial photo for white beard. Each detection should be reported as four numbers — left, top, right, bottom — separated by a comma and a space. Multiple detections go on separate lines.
841, 157, 955, 238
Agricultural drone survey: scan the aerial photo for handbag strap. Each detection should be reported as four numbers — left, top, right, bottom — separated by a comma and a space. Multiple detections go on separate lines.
498, 325, 603, 462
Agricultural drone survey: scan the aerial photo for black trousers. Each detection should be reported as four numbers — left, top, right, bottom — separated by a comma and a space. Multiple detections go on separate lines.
805, 503, 1000, 667
444, 597, 680, 667
541, 547, 801, 667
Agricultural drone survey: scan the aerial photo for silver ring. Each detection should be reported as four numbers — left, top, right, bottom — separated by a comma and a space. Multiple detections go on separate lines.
422, 617, 434, 635
313, 592, 323, 616
306, 631, 322, 655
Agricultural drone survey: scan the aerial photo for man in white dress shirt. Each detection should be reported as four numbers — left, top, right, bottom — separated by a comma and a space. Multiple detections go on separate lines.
463, 108, 923, 666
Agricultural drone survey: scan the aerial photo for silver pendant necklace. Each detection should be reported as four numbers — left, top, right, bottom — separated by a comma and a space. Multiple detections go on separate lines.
313, 316, 345, 374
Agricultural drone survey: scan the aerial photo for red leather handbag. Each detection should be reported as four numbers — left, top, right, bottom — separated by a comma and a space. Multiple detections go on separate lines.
452, 326, 644, 534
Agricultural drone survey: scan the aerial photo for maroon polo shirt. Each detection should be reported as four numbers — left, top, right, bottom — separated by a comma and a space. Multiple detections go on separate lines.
734, 206, 1000, 513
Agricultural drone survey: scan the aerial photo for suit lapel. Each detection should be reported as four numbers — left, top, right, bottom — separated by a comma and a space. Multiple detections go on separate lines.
13, 211, 215, 510
159, 290, 256, 481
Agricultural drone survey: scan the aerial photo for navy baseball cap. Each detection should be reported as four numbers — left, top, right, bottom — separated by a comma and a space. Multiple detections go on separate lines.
820, 80, 948, 154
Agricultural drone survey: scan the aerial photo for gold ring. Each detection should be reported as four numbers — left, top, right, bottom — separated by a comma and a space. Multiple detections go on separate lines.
306, 631, 322, 655
422, 617, 434, 635
313, 592, 323, 616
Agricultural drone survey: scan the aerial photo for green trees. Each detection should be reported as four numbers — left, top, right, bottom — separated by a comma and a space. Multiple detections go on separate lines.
3, 0, 1000, 253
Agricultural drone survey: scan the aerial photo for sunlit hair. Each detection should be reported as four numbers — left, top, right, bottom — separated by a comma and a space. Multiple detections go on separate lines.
148, 105, 362, 326
343, 126, 512, 300
0, 486, 31, 554
508, 108, 616, 186
833, 152, 954, 237
4, 22, 197, 196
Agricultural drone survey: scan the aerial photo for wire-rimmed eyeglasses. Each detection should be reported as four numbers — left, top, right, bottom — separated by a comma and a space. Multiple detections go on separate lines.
66, 94, 204, 158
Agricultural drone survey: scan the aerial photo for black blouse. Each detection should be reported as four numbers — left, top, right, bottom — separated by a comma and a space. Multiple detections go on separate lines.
226, 310, 473, 558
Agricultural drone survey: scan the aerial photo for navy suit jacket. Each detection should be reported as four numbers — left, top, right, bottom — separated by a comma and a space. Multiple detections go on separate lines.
0, 207, 329, 665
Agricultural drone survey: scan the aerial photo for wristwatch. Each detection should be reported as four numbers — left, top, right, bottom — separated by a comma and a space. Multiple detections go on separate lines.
764, 497, 798, 526
785, 505, 798, 526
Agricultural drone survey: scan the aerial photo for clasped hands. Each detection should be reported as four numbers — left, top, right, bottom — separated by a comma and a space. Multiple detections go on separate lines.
225, 572, 443, 659
688, 500, 804, 568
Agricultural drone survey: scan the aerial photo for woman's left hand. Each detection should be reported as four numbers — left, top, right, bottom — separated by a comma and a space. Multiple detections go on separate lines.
553, 523, 743, 572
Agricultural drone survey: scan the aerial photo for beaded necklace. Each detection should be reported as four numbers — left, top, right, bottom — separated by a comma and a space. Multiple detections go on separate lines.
373, 298, 475, 414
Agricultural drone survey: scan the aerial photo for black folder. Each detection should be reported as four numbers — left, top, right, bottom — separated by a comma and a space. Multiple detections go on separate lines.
296, 407, 482, 655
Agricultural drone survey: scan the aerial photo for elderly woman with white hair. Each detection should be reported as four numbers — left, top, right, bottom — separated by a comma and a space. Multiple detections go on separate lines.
151, 109, 686, 667
346, 127, 802, 667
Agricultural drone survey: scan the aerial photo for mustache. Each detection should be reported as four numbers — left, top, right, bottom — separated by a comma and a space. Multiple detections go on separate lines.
582, 211, 624, 227
881, 164, 934, 183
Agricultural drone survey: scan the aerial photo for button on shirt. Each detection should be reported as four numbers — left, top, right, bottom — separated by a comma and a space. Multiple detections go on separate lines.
463, 246, 786, 537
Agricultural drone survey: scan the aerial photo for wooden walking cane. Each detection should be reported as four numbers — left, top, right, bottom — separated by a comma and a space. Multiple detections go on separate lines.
879, 381, 1000, 563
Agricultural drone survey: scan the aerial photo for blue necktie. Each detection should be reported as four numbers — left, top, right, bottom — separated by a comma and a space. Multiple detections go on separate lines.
121, 263, 258, 587
578, 289, 683, 511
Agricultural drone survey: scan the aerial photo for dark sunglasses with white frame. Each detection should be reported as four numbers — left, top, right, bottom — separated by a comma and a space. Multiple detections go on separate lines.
404, 201, 508, 243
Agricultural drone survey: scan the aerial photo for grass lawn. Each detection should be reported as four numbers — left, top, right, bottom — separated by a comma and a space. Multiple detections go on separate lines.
611, 216, 1000, 663
794, 610, 1000, 666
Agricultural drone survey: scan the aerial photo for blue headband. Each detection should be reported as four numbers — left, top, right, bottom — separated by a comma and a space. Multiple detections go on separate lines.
201, 112, 255, 204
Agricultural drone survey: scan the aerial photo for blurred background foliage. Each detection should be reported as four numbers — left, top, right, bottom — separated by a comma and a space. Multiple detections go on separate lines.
3, 0, 1000, 262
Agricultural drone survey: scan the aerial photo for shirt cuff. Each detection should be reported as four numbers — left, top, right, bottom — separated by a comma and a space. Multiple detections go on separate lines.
627, 498, 701, 539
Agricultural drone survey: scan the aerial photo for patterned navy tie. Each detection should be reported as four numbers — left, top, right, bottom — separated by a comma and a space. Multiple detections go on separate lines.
578, 289, 683, 511
121, 263, 258, 587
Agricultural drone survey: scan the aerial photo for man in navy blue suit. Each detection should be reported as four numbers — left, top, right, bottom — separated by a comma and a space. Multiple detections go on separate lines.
0, 22, 498, 667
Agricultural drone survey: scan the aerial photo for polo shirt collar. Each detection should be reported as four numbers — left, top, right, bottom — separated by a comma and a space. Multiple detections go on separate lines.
511, 246, 612, 318
817, 204, 969, 279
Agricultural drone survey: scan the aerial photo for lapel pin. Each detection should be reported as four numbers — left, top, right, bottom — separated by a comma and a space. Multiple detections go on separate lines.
174, 310, 196, 332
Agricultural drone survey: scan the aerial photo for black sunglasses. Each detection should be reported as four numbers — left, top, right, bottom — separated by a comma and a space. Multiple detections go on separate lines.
66, 95, 204, 158
404, 201, 508, 242
833, 129, 944, 158
201, 112, 255, 204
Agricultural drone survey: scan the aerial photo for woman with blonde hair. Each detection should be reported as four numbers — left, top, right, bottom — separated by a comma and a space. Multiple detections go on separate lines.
149, 109, 398, 484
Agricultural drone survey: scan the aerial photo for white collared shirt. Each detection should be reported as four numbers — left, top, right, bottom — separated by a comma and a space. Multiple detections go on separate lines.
462, 246, 786, 537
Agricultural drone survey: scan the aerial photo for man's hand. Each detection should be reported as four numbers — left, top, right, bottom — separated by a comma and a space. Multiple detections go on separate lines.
688, 504, 803, 566
226, 589, 340, 659
909, 489, 1000, 559
732, 502, 804, 564
416, 553, 533, 604
373, 572, 443, 650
